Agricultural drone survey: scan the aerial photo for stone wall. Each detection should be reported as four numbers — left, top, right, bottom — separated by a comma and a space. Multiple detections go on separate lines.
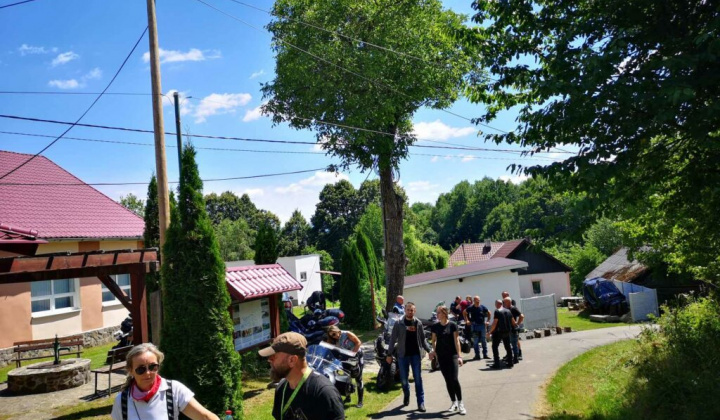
0, 325, 118, 368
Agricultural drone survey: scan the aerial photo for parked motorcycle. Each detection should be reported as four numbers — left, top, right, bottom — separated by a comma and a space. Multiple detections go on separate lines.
287, 307, 344, 345
306, 342, 357, 398
374, 311, 402, 391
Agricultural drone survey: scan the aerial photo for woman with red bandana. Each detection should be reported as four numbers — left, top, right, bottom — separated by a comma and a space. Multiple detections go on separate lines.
111, 343, 219, 420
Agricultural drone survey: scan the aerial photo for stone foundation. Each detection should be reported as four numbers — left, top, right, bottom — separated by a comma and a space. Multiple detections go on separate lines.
7, 358, 91, 394
0, 325, 118, 368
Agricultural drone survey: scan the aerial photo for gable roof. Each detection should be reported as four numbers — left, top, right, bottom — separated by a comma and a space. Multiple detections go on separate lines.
585, 247, 649, 282
226, 264, 303, 302
449, 239, 572, 272
404, 258, 528, 289
0, 150, 144, 239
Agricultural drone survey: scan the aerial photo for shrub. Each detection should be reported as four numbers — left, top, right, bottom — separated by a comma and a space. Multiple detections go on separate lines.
339, 241, 374, 329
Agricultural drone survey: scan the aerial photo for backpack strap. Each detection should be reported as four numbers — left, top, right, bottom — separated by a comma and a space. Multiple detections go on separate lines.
121, 387, 130, 420
165, 379, 174, 420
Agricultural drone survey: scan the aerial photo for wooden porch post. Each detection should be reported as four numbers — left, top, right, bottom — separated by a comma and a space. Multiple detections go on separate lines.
130, 268, 149, 344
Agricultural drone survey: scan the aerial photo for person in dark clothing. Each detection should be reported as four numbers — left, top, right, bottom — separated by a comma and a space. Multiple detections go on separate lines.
502, 291, 522, 358
449, 296, 463, 318
463, 296, 490, 360
386, 302, 432, 412
260, 332, 345, 420
503, 297, 524, 364
487, 300, 516, 369
430, 305, 466, 415
306, 290, 326, 311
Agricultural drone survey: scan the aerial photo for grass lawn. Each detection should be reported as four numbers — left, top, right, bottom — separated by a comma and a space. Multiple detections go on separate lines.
0, 341, 116, 383
557, 307, 626, 332
540, 339, 641, 419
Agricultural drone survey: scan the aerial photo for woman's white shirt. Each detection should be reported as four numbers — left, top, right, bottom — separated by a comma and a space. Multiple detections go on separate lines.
111, 378, 194, 420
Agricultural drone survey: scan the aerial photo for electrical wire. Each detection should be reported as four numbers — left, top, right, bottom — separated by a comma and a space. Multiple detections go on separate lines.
0, 91, 155, 97
0, 27, 149, 180
0, 0, 36, 9
0, 167, 329, 186
191, 0, 507, 133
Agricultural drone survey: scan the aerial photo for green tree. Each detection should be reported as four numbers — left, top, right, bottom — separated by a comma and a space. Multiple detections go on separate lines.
339, 241, 373, 329
354, 203, 385, 282
404, 224, 449, 276
310, 180, 362, 262
356, 231, 382, 291
263, 0, 474, 312
119, 193, 145, 218
302, 245, 336, 300
463, 0, 720, 282
254, 221, 279, 265
584, 218, 624, 257
214, 218, 254, 262
278, 210, 310, 257
160, 145, 242, 414
549, 243, 606, 294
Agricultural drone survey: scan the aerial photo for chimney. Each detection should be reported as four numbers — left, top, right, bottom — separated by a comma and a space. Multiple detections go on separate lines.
484, 238, 492, 249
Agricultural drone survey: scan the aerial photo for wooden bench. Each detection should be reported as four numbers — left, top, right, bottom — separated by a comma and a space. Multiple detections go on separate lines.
92, 345, 132, 396
13, 334, 84, 368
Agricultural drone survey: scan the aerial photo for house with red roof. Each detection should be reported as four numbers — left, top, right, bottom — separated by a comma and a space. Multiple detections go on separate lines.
0, 150, 145, 349
449, 239, 572, 304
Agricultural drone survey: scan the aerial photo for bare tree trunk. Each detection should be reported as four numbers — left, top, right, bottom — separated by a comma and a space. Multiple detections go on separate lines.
379, 165, 406, 314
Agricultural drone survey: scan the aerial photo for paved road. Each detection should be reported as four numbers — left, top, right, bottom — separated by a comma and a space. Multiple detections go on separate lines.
374, 325, 645, 420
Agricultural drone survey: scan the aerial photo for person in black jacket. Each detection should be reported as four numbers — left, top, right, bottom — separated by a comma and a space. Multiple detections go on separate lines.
386, 302, 433, 412
487, 300, 517, 369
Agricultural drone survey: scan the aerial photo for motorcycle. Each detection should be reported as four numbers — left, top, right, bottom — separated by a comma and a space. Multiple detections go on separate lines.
287, 307, 344, 345
374, 311, 402, 391
306, 342, 357, 398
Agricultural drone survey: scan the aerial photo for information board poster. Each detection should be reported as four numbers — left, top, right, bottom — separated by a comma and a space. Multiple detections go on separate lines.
232, 298, 271, 351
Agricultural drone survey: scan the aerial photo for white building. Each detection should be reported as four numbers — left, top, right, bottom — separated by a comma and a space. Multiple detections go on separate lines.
402, 258, 528, 317
226, 254, 323, 305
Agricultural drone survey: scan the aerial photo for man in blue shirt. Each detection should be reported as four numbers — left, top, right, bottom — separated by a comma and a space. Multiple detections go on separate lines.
393, 295, 405, 315
463, 296, 490, 360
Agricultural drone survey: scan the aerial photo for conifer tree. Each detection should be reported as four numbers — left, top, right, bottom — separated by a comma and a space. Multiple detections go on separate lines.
160, 145, 242, 415
143, 175, 160, 292
254, 221, 279, 265
356, 232, 382, 291
340, 242, 373, 329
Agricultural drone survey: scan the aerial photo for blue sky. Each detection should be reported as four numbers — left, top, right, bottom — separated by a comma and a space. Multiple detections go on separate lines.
0, 0, 564, 222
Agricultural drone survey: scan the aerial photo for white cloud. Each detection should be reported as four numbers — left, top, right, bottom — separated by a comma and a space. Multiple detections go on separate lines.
460, 154, 477, 162
194, 93, 252, 123
243, 188, 264, 197
405, 180, 443, 204
18, 44, 57, 55
430, 156, 439, 163
274, 171, 349, 194
249, 69, 265, 79
242, 103, 267, 122
407, 181, 439, 192
142, 48, 221, 64
51, 51, 79, 66
84, 67, 102, 80
48, 79, 80, 89
499, 174, 529, 184
413, 120, 476, 140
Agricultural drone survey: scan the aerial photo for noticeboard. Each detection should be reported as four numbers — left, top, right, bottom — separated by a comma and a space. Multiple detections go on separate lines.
231, 297, 271, 351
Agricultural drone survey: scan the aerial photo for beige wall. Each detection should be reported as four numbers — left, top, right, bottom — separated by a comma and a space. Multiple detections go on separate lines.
518, 272, 571, 304
1, 239, 141, 347
0, 283, 32, 348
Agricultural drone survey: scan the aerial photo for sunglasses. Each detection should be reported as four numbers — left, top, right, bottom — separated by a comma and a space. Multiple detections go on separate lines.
134, 363, 160, 375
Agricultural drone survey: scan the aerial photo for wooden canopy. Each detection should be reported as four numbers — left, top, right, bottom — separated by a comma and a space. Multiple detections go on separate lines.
0, 248, 159, 344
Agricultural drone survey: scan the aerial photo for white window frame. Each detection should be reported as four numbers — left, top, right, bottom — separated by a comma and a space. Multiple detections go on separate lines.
531, 279, 543, 295
300, 271, 308, 282
30, 278, 80, 315
101, 274, 132, 306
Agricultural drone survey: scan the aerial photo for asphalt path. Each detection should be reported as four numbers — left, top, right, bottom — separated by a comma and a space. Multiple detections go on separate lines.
374, 325, 645, 420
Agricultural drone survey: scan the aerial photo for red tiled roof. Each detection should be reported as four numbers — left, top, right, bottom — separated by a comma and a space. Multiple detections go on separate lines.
448, 239, 528, 265
404, 258, 528, 288
0, 150, 144, 239
226, 264, 303, 302
0, 223, 47, 243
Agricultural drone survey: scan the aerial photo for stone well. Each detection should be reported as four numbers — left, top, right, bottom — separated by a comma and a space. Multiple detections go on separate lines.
7, 358, 91, 394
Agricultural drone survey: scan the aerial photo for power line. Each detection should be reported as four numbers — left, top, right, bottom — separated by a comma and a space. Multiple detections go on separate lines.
0, 0, 36, 9
0, 167, 329, 186
0, 91, 155, 97
0, 27, 149, 180
192, 0, 507, 133
1, 130, 561, 162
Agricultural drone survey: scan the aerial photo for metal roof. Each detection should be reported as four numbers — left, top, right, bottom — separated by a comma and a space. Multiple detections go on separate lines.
226, 264, 303, 302
404, 258, 528, 289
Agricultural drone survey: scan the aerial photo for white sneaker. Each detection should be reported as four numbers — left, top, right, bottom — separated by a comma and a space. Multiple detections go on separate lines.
448, 401, 458, 412
458, 402, 466, 415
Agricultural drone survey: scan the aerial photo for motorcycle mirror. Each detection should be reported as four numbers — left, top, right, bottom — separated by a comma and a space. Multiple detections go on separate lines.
381, 308, 388, 318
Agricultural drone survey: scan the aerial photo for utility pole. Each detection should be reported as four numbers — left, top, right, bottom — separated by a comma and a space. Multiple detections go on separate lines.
146, 0, 170, 250
173, 91, 183, 183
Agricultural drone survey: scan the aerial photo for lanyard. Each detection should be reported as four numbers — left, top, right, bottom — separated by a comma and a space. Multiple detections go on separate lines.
280, 368, 311, 420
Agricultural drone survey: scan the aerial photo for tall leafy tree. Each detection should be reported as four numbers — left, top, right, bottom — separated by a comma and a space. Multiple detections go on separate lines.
263, 0, 474, 311
214, 218, 254, 262
310, 180, 362, 262
119, 193, 145, 217
254, 221, 279, 265
464, 0, 720, 282
278, 209, 310, 257
160, 145, 242, 414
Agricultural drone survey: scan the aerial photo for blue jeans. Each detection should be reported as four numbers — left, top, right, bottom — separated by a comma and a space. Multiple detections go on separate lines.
398, 354, 424, 404
510, 331, 519, 358
471, 323, 488, 357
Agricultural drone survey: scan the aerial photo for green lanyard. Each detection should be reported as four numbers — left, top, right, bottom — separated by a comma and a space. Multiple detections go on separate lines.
280, 368, 311, 420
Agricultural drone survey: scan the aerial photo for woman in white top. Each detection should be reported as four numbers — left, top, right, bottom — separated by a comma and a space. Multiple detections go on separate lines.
111, 343, 219, 420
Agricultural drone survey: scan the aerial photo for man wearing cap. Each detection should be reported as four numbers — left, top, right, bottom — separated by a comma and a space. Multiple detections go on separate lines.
260, 332, 345, 420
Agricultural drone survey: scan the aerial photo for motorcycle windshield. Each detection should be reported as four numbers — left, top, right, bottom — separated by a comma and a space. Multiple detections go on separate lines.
306, 343, 343, 377
386, 313, 402, 333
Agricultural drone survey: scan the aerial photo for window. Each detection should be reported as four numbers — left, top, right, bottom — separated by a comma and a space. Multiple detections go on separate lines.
300, 272, 307, 282
31, 279, 79, 313
532, 280, 542, 295
102, 274, 131, 304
